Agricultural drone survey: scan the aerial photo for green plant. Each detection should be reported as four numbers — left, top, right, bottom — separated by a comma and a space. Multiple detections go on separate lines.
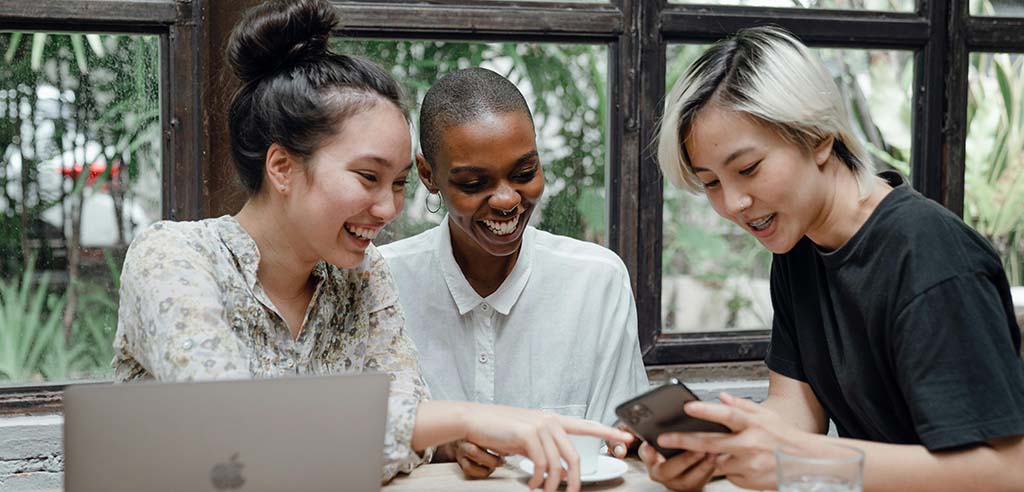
0, 263, 66, 381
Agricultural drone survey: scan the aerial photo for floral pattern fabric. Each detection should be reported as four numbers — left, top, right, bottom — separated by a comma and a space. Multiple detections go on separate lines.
112, 215, 431, 482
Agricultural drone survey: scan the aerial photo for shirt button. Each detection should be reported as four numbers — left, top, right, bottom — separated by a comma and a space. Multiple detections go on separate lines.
181, 340, 193, 350
478, 353, 488, 364
283, 359, 295, 369
480, 303, 490, 312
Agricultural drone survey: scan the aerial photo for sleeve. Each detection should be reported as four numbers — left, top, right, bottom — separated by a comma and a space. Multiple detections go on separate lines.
765, 255, 807, 382
112, 223, 249, 382
892, 273, 1024, 451
585, 264, 650, 426
360, 248, 434, 483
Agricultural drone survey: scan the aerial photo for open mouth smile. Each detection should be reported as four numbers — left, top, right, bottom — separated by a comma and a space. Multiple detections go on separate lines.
343, 224, 381, 241
747, 213, 775, 232
480, 213, 520, 236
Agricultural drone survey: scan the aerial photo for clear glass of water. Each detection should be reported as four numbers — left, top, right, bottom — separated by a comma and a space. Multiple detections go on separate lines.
775, 443, 864, 492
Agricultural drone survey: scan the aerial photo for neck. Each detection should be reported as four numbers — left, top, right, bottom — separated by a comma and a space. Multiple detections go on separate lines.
448, 218, 520, 298
806, 162, 891, 251
235, 197, 317, 301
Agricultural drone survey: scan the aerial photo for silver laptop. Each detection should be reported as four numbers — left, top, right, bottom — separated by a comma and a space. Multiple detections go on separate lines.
63, 373, 389, 492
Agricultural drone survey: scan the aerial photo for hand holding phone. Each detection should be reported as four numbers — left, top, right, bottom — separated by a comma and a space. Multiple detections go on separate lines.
614, 379, 730, 458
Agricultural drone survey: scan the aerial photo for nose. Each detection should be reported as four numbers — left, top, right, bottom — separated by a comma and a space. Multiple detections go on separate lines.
369, 186, 401, 223
723, 184, 753, 216
489, 181, 521, 213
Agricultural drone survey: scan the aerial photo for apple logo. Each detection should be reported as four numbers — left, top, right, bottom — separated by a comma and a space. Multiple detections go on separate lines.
210, 452, 246, 490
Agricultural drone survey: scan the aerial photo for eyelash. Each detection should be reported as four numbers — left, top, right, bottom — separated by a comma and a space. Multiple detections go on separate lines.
701, 160, 761, 189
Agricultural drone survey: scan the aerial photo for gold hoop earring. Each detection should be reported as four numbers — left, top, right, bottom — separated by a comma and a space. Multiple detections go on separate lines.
425, 191, 442, 214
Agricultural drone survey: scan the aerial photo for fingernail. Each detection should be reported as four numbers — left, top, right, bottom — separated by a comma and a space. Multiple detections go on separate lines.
614, 444, 626, 455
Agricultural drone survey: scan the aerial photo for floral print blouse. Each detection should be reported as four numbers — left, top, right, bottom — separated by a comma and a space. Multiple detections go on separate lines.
112, 215, 432, 482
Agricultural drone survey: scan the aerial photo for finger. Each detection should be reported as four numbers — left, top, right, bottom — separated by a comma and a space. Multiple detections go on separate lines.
523, 433, 548, 490
559, 417, 634, 445
684, 401, 752, 432
611, 442, 628, 458
638, 442, 664, 468
657, 431, 735, 454
666, 452, 718, 491
652, 451, 706, 482
550, 425, 581, 492
463, 442, 503, 469
720, 392, 762, 413
538, 428, 564, 492
457, 454, 495, 479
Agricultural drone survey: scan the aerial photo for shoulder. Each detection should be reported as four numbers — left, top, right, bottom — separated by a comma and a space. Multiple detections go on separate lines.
873, 187, 1001, 274
530, 228, 630, 282
124, 219, 224, 271
378, 227, 438, 261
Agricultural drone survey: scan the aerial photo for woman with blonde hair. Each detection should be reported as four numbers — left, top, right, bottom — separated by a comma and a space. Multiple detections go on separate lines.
644, 26, 1024, 492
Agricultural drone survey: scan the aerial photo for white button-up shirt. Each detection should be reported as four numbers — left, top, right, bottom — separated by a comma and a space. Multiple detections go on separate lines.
380, 219, 649, 425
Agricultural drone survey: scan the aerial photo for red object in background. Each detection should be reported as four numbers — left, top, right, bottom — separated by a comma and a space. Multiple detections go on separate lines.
60, 160, 121, 187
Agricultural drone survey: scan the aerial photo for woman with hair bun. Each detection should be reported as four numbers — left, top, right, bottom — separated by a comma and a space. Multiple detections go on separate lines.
111, 1, 630, 490
644, 26, 1024, 492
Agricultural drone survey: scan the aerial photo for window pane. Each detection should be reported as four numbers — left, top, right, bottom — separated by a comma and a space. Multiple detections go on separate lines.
667, 0, 914, 11
971, 0, 1024, 16
965, 53, 1024, 297
0, 32, 161, 383
661, 44, 913, 334
332, 39, 609, 246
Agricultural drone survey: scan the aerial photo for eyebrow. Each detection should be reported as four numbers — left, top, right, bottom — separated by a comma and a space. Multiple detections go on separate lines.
360, 155, 412, 172
691, 146, 755, 173
449, 150, 540, 174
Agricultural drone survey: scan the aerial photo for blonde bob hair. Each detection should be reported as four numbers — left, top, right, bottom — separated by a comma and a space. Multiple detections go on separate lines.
656, 26, 876, 198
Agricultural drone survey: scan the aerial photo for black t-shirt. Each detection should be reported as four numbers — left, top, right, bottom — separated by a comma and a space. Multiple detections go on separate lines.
766, 172, 1024, 451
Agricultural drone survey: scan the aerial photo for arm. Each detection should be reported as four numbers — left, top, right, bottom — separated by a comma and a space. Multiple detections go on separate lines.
114, 224, 248, 381
360, 251, 434, 482
760, 370, 828, 434
588, 265, 650, 438
663, 394, 1024, 492
412, 400, 634, 492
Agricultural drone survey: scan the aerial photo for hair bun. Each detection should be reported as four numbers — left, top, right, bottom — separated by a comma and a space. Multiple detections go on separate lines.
227, 0, 338, 84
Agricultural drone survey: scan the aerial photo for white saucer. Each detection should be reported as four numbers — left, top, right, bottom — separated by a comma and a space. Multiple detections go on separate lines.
517, 455, 629, 483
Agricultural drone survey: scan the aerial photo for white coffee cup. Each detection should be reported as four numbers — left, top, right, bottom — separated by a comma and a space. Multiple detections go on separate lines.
568, 435, 601, 476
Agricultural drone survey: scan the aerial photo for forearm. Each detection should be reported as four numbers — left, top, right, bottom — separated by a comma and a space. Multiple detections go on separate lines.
411, 400, 470, 452
760, 395, 826, 434
804, 433, 1024, 492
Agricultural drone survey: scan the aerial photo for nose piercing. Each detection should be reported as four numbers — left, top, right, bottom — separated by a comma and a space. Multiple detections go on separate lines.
496, 206, 518, 217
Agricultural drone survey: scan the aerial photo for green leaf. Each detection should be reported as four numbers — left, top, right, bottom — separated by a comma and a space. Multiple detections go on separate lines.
30, 33, 47, 71
4, 32, 23, 64
71, 34, 89, 74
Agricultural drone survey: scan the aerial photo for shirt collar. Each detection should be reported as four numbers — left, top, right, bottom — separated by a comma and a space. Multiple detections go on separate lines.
435, 216, 534, 316
215, 215, 328, 290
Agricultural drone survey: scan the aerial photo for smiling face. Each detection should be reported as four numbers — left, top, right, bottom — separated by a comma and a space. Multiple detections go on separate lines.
285, 100, 412, 268
685, 106, 833, 254
421, 111, 544, 258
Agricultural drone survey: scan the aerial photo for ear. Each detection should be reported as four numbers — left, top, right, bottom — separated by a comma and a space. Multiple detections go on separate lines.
264, 143, 298, 194
415, 153, 439, 193
813, 135, 835, 167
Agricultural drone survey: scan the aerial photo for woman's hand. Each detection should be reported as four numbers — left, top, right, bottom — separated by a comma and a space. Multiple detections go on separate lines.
638, 441, 717, 491
461, 405, 634, 492
450, 439, 504, 479
655, 392, 807, 491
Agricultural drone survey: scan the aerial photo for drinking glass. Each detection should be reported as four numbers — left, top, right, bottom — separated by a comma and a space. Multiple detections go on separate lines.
775, 443, 864, 492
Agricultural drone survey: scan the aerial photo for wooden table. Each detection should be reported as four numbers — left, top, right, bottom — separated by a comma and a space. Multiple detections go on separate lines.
384, 458, 754, 492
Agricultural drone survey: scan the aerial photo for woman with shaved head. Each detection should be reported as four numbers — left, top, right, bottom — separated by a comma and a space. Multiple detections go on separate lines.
381, 68, 649, 479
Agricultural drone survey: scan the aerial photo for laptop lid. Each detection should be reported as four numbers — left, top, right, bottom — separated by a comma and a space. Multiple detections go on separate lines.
64, 373, 389, 492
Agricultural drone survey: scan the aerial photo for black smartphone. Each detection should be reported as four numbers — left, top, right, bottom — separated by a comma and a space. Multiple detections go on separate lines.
614, 379, 730, 458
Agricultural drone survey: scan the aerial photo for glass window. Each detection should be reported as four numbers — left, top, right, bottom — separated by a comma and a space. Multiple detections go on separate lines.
0, 32, 161, 384
667, 0, 914, 11
332, 39, 609, 246
971, 0, 1024, 17
965, 52, 1024, 291
661, 44, 913, 334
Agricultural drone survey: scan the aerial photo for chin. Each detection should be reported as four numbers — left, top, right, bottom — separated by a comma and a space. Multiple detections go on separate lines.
328, 250, 366, 269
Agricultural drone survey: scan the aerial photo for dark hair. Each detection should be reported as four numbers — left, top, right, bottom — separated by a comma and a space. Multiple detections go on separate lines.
418, 68, 533, 166
226, 0, 408, 193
